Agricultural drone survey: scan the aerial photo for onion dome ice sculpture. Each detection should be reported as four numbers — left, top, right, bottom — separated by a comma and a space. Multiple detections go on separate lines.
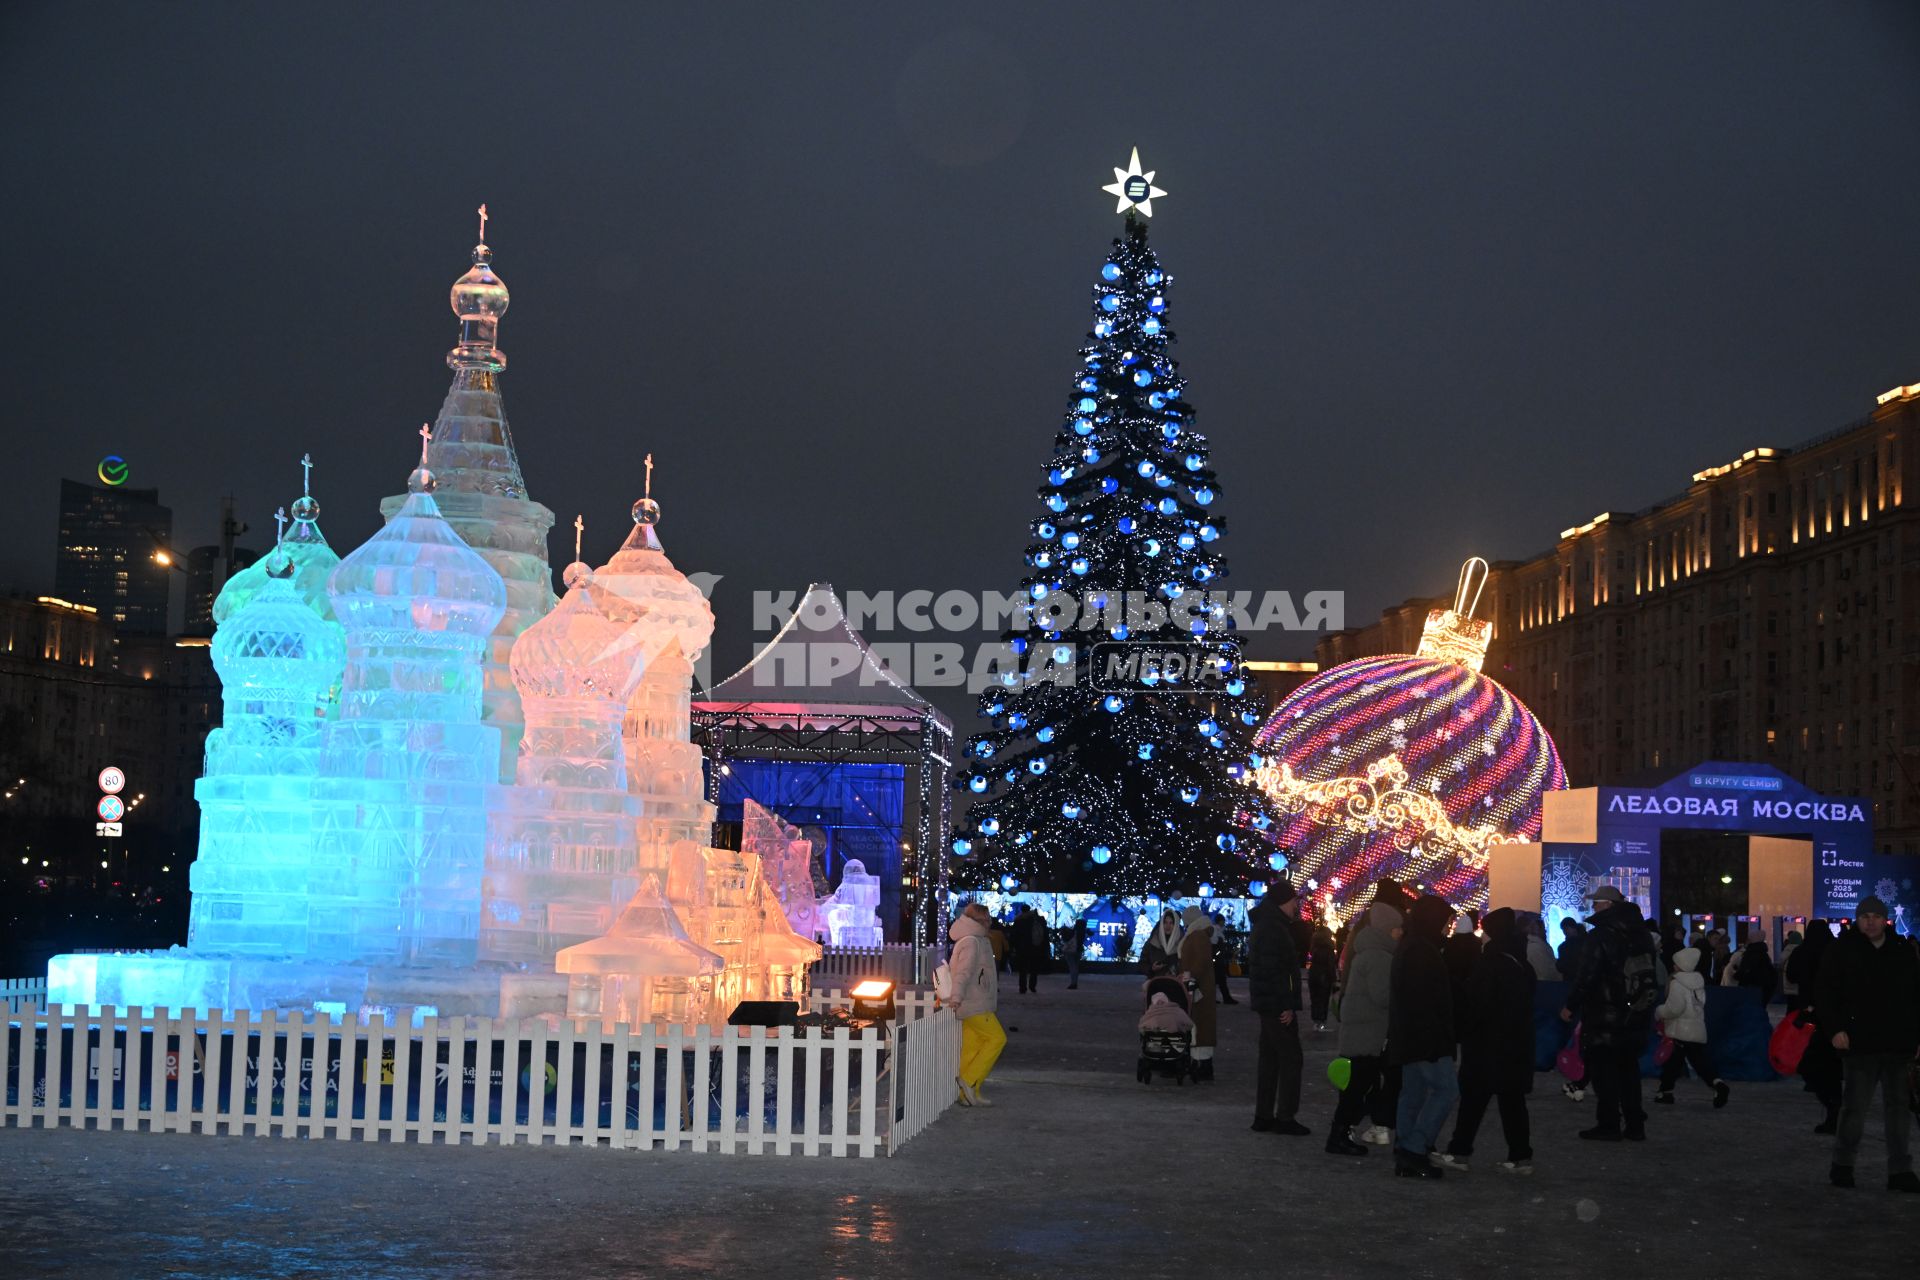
481, 532, 651, 966
214, 454, 341, 625
308, 431, 508, 967
587, 459, 715, 663
188, 543, 347, 954
328, 446, 507, 694
1251, 559, 1565, 924
589, 461, 715, 814
510, 556, 648, 729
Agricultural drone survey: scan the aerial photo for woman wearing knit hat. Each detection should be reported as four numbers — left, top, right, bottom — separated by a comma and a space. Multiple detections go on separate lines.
1179, 904, 1220, 1081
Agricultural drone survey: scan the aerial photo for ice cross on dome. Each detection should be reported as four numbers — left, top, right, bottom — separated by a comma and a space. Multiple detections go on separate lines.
573, 514, 584, 563
300, 452, 312, 496
477, 203, 488, 244
273, 506, 287, 545
418, 422, 433, 462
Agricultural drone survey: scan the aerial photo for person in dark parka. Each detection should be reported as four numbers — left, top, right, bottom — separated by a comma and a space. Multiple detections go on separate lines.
1306, 925, 1338, 1030
1441, 913, 1483, 1045
1560, 886, 1659, 1141
1388, 894, 1458, 1178
1248, 881, 1308, 1135
1816, 896, 1920, 1191
1441, 907, 1536, 1172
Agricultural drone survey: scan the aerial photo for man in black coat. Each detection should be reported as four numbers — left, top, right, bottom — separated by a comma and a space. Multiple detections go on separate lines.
1247, 881, 1308, 1136
1387, 894, 1458, 1179
1816, 896, 1920, 1192
1011, 903, 1049, 994
1560, 886, 1659, 1142
1440, 907, 1536, 1173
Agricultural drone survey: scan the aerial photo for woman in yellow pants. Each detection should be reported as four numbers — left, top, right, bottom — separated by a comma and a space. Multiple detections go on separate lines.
949, 903, 1005, 1105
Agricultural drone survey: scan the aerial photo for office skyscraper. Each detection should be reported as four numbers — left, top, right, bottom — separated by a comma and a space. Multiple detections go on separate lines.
54, 478, 172, 635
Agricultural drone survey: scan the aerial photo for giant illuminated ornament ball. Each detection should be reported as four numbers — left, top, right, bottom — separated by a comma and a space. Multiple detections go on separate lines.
1252, 559, 1566, 924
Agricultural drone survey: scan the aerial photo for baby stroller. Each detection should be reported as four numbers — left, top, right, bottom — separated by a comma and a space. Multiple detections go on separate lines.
1136, 975, 1196, 1085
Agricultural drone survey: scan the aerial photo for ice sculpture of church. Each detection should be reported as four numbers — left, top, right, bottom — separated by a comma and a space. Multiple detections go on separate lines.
49, 222, 820, 1025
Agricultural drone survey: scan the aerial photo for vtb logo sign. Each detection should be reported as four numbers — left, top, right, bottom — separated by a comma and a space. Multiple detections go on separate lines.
97, 455, 129, 486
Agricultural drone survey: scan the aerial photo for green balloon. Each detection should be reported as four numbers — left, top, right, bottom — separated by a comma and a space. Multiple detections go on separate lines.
1327, 1056, 1352, 1091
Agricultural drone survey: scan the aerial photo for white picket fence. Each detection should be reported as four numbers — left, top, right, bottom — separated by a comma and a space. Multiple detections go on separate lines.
2, 978, 47, 1014
815, 945, 944, 987
0, 990, 957, 1157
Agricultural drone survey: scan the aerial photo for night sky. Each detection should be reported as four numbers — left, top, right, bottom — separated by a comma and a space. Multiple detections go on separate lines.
6, 3, 1920, 725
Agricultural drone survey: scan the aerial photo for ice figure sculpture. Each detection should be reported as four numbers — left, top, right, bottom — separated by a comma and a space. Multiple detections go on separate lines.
187, 540, 346, 954
743, 798, 822, 941
214, 454, 341, 626
380, 212, 555, 782
822, 859, 884, 947
308, 434, 507, 967
483, 529, 649, 966
556, 875, 724, 1028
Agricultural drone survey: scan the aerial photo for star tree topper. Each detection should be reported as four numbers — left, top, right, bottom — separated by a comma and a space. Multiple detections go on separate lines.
1102, 147, 1167, 217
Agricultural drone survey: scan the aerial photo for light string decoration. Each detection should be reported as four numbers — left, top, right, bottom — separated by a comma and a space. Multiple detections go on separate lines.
1253, 752, 1509, 871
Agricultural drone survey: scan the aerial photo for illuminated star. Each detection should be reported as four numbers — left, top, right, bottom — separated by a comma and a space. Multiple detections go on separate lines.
1102, 147, 1167, 217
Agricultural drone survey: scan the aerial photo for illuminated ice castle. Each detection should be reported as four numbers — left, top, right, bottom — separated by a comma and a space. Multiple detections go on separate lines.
48, 223, 817, 1023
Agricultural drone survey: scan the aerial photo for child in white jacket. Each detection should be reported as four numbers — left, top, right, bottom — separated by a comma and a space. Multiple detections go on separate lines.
1653, 947, 1730, 1108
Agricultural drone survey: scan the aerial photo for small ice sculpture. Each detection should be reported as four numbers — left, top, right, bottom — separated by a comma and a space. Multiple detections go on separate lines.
308, 429, 507, 967
484, 524, 649, 966
822, 859, 884, 947
749, 869, 821, 1008
188, 530, 346, 954
556, 875, 724, 1027
379, 212, 556, 782
742, 798, 821, 942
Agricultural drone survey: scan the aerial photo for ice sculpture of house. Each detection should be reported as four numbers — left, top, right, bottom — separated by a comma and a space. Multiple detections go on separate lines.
307, 446, 507, 970
380, 224, 555, 783
483, 552, 648, 968
555, 875, 723, 1028
821, 859, 884, 947
186, 550, 346, 954
742, 798, 822, 942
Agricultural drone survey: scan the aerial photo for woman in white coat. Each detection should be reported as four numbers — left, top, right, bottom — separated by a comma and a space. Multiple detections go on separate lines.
948, 904, 1006, 1106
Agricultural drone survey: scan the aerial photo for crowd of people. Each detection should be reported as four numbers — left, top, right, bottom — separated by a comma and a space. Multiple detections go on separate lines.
942, 884, 1919, 1192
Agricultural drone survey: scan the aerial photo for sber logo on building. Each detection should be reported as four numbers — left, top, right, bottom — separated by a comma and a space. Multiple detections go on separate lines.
97, 456, 129, 486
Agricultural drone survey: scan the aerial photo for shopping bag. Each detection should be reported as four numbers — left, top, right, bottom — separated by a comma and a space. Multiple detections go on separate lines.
1768, 1012, 1816, 1076
1556, 1024, 1585, 1081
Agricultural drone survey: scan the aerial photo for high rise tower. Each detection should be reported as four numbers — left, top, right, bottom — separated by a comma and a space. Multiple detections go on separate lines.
381, 210, 556, 782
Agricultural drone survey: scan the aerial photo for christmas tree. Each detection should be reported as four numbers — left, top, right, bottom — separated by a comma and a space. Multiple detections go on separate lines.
950, 151, 1271, 896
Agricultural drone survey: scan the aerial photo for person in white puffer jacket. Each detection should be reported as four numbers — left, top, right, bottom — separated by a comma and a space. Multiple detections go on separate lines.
1653, 947, 1730, 1109
947, 904, 1005, 1107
